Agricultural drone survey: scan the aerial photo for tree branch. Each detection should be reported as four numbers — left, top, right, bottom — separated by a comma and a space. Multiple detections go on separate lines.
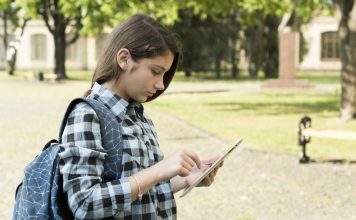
39, 0, 54, 34
19, 18, 30, 37
66, 8, 83, 46
66, 30, 80, 46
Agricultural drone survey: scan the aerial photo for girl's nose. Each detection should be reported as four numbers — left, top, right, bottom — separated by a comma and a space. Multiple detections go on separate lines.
154, 77, 165, 90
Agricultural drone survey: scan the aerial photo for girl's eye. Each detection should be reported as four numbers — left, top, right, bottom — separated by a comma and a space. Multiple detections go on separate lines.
152, 69, 161, 75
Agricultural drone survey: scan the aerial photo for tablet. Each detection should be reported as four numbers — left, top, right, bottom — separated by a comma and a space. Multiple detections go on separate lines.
179, 138, 243, 197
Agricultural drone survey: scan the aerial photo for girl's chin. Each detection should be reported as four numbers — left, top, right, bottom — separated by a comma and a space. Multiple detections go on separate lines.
133, 96, 148, 103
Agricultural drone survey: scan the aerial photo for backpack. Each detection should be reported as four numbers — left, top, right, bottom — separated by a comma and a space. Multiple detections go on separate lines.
13, 98, 124, 220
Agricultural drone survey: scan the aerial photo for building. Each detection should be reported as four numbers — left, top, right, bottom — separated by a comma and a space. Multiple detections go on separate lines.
0, 16, 341, 73
0, 19, 108, 72
299, 16, 340, 71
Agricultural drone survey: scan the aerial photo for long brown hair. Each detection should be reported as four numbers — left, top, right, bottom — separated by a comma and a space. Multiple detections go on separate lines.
89, 14, 180, 101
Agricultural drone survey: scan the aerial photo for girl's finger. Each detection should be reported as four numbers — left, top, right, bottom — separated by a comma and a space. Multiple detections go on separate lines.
184, 150, 202, 169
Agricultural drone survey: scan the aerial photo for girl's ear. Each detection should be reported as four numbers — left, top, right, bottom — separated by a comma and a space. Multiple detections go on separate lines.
116, 48, 131, 71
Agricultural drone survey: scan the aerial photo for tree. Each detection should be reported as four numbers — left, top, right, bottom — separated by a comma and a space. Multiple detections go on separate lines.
282, 0, 356, 120
244, 21, 264, 78
173, 9, 211, 77
21, 0, 94, 79
262, 14, 280, 78
334, 0, 356, 120
180, 0, 289, 78
0, 0, 29, 75
227, 12, 241, 78
21, 0, 180, 79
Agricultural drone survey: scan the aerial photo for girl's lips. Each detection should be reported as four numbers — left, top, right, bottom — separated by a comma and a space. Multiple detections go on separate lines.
147, 92, 155, 97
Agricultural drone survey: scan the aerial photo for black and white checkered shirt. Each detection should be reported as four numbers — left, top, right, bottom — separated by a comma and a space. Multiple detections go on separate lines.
59, 83, 176, 219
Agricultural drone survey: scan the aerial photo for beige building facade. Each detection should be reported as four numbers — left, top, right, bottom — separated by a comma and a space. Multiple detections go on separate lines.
0, 19, 107, 72
0, 16, 341, 72
299, 16, 341, 71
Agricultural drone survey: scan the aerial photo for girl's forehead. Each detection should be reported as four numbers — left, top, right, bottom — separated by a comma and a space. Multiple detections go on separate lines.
141, 52, 174, 70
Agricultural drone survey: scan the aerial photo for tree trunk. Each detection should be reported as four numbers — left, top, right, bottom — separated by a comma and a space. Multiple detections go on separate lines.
263, 14, 279, 79
231, 47, 239, 78
229, 14, 239, 78
54, 32, 67, 79
1, 14, 13, 75
215, 56, 221, 79
185, 70, 192, 77
7, 49, 17, 75
45, 0, 67, 79
245, 23, 263, 78
5, 18, 28, 76
336, 0, 356, 121
230, 35, 239, 78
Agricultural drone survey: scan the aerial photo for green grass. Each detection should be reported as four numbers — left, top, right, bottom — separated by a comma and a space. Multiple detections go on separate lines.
297, 71, 340, 84
0, 69, 340, 84
146, 75, 356, 161
0, 70, 34, 80
66, 70, 93, 81
2, 70, 355, 161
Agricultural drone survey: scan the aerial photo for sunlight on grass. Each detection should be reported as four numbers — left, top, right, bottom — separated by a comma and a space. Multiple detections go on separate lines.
147, 85, 356, 161
297, 71, 340, 84
66, 71, 93, 81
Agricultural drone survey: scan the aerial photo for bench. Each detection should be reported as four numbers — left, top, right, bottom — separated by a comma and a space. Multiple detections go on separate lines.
36, 72, 58, 83
43, 73, 58, 82
297, 115, 356, 163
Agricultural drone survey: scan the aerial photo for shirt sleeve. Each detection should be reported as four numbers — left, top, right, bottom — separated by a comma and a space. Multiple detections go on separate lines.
59, 103, 132, 220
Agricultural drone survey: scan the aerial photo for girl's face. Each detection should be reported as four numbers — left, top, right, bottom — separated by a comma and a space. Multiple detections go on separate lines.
114, 51, 174, 102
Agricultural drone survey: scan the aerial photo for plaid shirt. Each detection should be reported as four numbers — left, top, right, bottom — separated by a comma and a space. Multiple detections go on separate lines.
59, 83, 176, 219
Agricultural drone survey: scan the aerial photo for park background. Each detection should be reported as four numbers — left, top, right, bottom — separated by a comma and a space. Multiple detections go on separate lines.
1, 0, 356, 219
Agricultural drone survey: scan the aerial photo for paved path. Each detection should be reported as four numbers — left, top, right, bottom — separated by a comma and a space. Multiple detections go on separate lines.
1, 79, 355, 220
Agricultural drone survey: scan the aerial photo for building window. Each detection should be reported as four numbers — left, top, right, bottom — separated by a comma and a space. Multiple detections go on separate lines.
31, 34, 47, 61
321, 31, 339, 60
66, 40, 80, 61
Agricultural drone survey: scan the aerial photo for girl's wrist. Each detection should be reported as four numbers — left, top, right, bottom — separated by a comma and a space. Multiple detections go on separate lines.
170, 176, 189, 193
149, 162, 167, 182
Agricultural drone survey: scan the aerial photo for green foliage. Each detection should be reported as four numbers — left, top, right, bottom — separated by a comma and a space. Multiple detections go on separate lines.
16, 0, 39, 18
0, 0, 28, 32
7, 0, 337, 80
173, 0, 291, 79
284, 0, 334, 30
173, 10, 232, 77
72, 0, 181, 35
0, 0, 30, 75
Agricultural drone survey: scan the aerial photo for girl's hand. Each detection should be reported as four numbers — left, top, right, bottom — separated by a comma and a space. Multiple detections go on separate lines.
154, 150, 202, 181
186, 155, 224, 187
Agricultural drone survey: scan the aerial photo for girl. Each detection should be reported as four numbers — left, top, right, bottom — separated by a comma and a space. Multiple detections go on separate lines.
59, 14, 222, 219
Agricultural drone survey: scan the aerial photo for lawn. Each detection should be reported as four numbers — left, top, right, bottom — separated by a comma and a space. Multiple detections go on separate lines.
146, 71, 356, 161
1, 70, 355, 161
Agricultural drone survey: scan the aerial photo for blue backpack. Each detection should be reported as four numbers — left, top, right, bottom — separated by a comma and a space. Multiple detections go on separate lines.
13, 98, 124, 220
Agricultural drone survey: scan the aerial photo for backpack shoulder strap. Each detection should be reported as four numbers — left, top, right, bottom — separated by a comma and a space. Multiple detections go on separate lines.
57, 98, 87, 142
57, 98, 120, 142
57, 97, 123, 179
83, 98, 124, 180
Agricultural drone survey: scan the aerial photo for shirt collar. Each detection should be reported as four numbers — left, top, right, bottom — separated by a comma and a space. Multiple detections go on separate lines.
127, 100, 145, 119
89, 82, 129, 122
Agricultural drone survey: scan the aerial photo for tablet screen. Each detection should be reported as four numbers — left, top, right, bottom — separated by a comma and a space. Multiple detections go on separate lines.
179, 138, 243, 197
